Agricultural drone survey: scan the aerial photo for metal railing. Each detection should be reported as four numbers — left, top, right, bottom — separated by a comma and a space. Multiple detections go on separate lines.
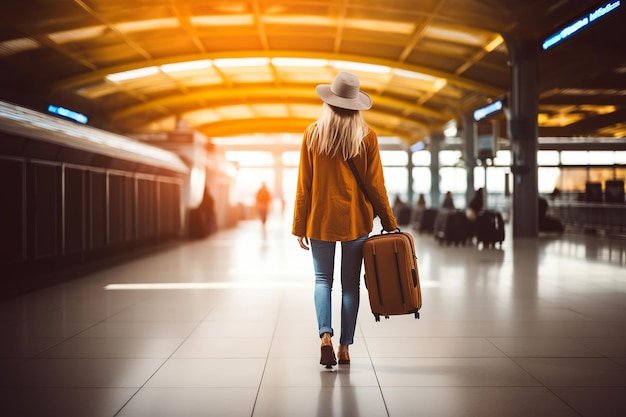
550, 201, 626, 236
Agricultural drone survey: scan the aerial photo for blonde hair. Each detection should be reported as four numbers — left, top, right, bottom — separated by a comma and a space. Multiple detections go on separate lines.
307, 103, 369, 160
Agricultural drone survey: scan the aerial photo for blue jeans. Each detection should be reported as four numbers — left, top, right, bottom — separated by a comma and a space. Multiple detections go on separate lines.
310, 234, 368, 345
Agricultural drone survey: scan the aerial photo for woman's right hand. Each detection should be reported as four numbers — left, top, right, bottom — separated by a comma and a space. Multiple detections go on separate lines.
297, 236, 310, 250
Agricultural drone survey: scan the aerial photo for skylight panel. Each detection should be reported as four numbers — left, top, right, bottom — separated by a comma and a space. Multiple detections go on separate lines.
191, 15, 255, 26
333, 61, 391, 74
48, 26, 106, 44
262, 15, 336, 26
217, 105, 255, 119
214, 57, 271, 68
161, 60, 213, 73
392, 69, 437, 81
271, 58, 328, 67
0, 38, 39, 57
107, 67, 160, 82
115, 18, 179, 33
345, 18, 414, 35
424, 25, 488, 46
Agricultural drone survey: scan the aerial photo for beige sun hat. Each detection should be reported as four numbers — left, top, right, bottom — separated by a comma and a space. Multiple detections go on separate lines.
315, 72, 372, 111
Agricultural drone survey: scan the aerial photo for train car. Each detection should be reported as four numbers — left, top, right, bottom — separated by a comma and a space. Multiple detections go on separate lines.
0, 100, 235, 297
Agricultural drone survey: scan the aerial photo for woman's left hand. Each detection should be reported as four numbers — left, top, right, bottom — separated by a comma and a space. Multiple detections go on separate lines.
297, 236, 310, 250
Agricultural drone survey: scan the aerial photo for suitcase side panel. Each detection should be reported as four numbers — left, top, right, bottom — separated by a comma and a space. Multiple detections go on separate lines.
418, 208, 438, 234
363, 232, 422, 318
434, 210, 469, 244
476, 210, 505, 244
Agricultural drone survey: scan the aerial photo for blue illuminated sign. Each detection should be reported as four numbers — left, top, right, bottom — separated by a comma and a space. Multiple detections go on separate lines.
473, 100, 503, 121
542, 0, 621, 50
48, 104, 88, 124
410, 141, 425, 152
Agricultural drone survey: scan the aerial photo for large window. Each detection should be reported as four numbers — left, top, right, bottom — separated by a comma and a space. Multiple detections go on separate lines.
539, 150, 626, 195
538, 167, 561, 193
412, 167, 432, 206
383, 167, 409, 202
380, 150, 408, 166
439, 150, 462, 166
223, 145, 626, 211
412, 150, 431, 166
440, 167, 467, 193
538, 150, 559, 166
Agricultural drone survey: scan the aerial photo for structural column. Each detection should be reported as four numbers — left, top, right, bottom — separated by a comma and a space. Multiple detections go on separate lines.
462, 113, 476, 208
273, 151, 284, 205
429, 131, 443, 208
407, 148, 414, 205
505, 37, 540, 238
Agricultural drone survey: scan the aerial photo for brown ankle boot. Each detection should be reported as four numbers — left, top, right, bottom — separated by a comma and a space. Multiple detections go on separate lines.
320, 333, 337, 368
337, 344, 350, 365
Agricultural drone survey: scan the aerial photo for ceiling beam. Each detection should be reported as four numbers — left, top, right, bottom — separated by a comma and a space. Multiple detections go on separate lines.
539, 108, 626, 137
158, 114, 426, 143
51, 50, 506, 97
109, 86, 452, 122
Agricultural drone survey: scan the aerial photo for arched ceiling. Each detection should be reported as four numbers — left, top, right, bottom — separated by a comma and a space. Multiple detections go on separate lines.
1, 0, 625, 144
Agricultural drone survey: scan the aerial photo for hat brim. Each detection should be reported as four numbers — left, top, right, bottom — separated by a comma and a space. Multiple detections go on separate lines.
315, 85, 372, 111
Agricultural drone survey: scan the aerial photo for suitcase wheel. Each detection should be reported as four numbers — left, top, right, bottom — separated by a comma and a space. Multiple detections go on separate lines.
374, 313, 381, 322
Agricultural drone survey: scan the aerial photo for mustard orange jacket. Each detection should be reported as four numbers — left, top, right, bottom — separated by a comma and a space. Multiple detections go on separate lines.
292, 124, 397, 241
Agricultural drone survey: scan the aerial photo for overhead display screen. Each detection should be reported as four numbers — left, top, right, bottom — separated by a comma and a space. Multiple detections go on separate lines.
542, 1, 621, 50
48, 104, 88, 124
473, 100, 503, 122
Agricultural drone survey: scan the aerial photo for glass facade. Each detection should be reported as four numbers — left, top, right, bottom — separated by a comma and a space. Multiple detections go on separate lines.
225, 148, 626, 211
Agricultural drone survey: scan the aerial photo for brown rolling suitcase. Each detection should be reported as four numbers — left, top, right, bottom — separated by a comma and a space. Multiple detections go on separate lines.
362, 230, 422, 321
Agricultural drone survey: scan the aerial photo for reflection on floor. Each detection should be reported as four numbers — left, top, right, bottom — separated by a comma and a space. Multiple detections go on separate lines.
1, 215, 625, 417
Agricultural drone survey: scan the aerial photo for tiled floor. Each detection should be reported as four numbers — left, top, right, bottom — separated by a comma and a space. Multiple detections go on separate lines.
1, 214, 625, 417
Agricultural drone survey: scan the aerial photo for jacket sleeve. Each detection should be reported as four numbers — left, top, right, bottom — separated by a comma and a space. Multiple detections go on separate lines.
363, 131, 398, 231
292, 128, 314, 236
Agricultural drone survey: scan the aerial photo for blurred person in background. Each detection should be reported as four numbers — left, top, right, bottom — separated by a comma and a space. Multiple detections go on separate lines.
256, 182, 272, 226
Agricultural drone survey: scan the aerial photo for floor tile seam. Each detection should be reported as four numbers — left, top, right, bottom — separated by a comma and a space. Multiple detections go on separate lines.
366, 338, 547, 394
58, 277, 199, 412
0, 382, 148, 390
609, 357, 626, 370
251, 292, 286, 417
546, 384, 626, 389
367, 355, 510, 359
485, 336, 518, 362
377, 383, 549, 388
359, 323, 391, 417
361, 336, 504, 340
483, 336, 611, 359
506, 355, 576, 396
378, 381, 610, 415
34, 284, 202, 346
507, 355, 626, 384
108, 359, 163, 417
28, 297, 168, 360
0, 292, 101, 329
110, 301, 218, 417
540, 386, 591, 417
4, 275, 164, 326
485, 338, 626, 387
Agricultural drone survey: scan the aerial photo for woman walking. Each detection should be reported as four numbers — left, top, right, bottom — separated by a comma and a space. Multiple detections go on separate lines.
292, 72, 397, 368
